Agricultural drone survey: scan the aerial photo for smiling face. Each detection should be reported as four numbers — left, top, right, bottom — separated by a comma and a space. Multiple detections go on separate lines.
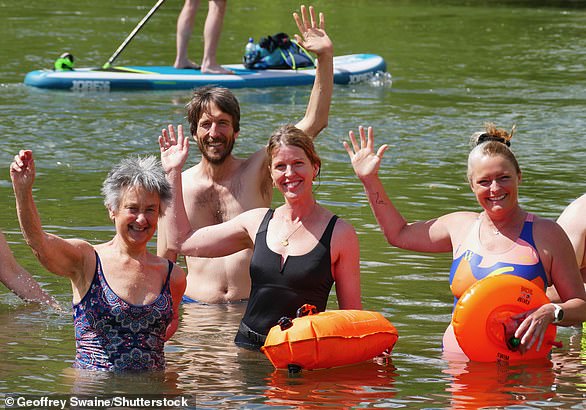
109, 186, 160, 247
469, 153, 522, 216
270, 144, 319, 201
195, 102, 238, 164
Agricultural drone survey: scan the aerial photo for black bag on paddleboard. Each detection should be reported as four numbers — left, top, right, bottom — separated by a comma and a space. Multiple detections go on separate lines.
243, 32, 315, 70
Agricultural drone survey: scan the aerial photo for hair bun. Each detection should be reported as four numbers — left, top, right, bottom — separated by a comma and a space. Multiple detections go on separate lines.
476, 133, 511, 146
470, 123, 515, 147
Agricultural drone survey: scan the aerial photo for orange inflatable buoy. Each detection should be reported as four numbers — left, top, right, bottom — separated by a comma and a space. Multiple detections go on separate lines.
261, 305, 399, 371
452, 275, 557, 363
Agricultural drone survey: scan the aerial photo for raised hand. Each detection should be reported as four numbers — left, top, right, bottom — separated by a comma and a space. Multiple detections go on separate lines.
159, 124, 189, 174
343, 126, 388, 181
293, 5, 333, 56
10, 150, 36, 191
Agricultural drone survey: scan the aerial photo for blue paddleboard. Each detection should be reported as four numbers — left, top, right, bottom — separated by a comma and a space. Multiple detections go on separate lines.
24, 54, 386, 91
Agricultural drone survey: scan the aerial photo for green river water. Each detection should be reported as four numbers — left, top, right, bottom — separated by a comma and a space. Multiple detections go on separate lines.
1, 0, 585, 408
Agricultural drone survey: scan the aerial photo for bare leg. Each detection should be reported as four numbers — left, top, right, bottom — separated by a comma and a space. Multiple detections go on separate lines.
201, 0, 233, 74
175, 0, 202, 69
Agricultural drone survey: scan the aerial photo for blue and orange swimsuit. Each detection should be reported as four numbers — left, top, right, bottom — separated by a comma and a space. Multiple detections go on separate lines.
449, 212, 548, 306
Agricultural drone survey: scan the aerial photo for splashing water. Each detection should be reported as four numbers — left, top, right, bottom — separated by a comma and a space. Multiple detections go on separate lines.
369, 71, 393, 88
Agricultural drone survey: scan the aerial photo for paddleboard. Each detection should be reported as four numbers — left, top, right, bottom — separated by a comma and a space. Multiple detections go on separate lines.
24, 54, 386, 91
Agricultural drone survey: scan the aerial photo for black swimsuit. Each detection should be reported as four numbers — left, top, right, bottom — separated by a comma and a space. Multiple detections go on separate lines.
235, 208, 337, 350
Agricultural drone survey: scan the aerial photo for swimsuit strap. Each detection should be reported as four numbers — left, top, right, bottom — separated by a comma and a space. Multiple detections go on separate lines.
93, 250, 100, 276
163, 260, 174, 289
318, 215, 339, 248
518, 213, 537, 247
95, 251, 108, 286
258, 208, 275, 234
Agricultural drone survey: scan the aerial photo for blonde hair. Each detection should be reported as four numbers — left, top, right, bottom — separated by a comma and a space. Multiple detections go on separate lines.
467, 123, 520, 182
266, 124, 321, 175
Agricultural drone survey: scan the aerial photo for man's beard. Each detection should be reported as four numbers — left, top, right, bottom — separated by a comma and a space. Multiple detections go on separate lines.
197, 137, 235, 165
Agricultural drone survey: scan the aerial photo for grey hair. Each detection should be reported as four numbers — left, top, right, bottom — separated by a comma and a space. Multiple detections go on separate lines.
101, 155, 172, 211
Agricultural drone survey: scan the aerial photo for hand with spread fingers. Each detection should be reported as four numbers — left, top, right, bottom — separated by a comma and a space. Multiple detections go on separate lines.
343, 126, 389, 182
159, 124, 190, 174
293, 5, 333, 57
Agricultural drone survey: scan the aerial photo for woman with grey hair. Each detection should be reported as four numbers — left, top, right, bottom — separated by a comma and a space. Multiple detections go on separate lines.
10, 150, 186, 371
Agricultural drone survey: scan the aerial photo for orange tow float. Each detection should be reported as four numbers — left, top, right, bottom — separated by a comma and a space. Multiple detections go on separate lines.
261, 305, 399, 371
452, 274, 558, 362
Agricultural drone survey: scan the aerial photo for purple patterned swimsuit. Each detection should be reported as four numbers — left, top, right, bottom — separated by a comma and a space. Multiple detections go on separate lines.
73, 251, 173, 371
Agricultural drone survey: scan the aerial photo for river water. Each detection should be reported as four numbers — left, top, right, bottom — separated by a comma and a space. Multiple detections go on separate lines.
1, 0, 585, 408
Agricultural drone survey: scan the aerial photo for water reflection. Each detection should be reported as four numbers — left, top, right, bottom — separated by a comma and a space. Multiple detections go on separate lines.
441, 328, 586, 409
170, 302, 272, 408
62, 367, 184, 397
264, 360, 398, 409
444, 358, 556, 409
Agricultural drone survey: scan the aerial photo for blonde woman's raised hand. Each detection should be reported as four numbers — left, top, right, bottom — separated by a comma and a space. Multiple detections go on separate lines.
293, 5, 332, 56
343, 126, 388, 181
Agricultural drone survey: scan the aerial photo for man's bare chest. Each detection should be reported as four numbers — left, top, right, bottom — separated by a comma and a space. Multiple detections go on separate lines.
184, 179, 267, 226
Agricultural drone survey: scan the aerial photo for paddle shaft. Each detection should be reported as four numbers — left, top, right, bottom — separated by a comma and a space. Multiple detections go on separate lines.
103, 0, 166, 69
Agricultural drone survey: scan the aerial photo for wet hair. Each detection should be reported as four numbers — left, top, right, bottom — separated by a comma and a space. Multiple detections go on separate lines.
266, 124, 322, 177
101, 155, 171, 211
467, 122, 520, 182
186, 86, 240, 136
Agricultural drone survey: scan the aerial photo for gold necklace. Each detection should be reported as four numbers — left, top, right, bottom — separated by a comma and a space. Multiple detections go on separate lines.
281, 223, 304, 246
280, 203, 317, 246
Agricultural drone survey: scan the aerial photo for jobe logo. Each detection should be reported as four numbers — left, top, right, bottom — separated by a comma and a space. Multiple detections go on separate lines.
517, 286, 533, 305
71, 80, 111, 92
348, 72, 374, 84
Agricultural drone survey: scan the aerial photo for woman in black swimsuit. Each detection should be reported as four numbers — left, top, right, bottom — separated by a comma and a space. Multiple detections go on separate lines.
160, 123, 362, 349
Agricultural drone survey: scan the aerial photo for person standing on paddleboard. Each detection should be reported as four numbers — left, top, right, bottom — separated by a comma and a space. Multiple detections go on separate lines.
175, 0, 233, 74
